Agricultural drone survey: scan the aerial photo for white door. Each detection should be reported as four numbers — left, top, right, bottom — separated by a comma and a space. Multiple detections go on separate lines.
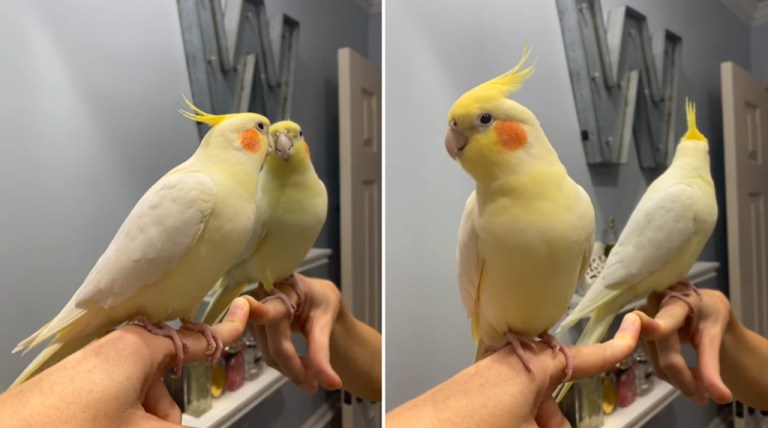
721, 61, 768, 428
338, 47, 381, 428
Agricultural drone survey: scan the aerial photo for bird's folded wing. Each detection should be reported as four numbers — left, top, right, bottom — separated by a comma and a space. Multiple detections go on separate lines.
566, 184, 698, 321
74, 171, 216, 308
458, 191, 483, 319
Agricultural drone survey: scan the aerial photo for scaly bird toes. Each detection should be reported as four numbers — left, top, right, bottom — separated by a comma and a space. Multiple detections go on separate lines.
540, 332, 573, 382
180, 319, 224, 363
662, 281, 701, 318
261, 288, 298, 322
130, 315, 188, 377
277, 273, 306, 315
484, 332, 537, 372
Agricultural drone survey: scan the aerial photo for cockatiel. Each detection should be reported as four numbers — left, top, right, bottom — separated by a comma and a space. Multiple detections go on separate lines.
554, 100, 717, 401
446, 49, 595, 380
11, 98, 272, 387
202, 120, 327, 325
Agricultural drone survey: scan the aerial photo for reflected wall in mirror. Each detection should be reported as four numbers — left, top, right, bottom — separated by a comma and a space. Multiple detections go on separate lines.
557, 0, 682, 169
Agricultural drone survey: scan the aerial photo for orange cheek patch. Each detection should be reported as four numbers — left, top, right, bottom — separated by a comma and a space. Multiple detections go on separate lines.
239, 129, 261, 153
494, 120, 528, 152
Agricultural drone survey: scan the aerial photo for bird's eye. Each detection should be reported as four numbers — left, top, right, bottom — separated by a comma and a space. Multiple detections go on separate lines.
478, 113, 493, 126
450, 119, 458, 129
299, 130, 303, 138
256, 122, 265, 131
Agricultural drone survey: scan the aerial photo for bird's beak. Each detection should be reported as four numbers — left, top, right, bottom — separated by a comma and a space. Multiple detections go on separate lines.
445, 126, 468, 160
275, 132, 293, 160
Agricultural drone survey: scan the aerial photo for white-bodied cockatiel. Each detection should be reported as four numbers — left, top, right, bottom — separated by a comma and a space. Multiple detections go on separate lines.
445, 49, 596, 380
201, 120, 328, 325
11, 98, 272, 387
554, 100, 718, 401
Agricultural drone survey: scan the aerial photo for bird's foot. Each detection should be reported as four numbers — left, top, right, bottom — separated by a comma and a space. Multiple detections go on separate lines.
180, 319, 224, 363
662, 281, 703, 346
662, 281, 701, 317
277, 273, 305, 315
484, 332, 537, 372
130, 315, 189, 377
261, 288, 298, 322
540, 332, 573, 382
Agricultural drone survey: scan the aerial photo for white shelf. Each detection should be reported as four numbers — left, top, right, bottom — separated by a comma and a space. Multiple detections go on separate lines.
181, 367, 288, 428
603, 377, 680, 428
569, 261, 720, 314
203, 248, 333, 303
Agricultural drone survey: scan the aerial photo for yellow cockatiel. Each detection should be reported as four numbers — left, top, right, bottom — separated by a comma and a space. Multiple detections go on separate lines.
554, 101, 717, 401
11, 99, 272, 387
446, 49, 595, 379
202, 120, 328, 325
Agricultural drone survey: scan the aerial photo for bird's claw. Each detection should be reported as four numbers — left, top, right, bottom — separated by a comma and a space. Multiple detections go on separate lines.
130, 315, 189, 377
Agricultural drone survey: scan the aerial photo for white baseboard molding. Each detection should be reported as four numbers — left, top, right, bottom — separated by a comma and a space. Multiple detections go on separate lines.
299, 400, 338, 428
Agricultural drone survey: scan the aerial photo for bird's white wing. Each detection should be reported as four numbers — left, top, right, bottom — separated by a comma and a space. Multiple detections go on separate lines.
75, 171, 215, 307
458, 191, 482, 319
565, 184, 698, 321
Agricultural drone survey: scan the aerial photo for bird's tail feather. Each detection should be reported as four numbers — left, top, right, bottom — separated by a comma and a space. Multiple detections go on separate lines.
201, 277, 247, 325
474, 337, 487, 363
13, 322, 50, 354
554, 312, 614, 402
10, 320, 110, 388
14, 300, 88, 354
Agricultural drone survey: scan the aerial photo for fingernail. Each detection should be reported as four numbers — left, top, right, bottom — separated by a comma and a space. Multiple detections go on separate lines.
618, 313, 637, 334
227, 299, 244, 317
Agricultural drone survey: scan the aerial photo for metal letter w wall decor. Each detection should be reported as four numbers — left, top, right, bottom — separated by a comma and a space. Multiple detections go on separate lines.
557, 0, 681, 169
177, 0, 299, 138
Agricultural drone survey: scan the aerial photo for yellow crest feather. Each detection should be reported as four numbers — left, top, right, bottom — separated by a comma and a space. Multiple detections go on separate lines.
477, 46, 536, 96
683, 98, 706, 141
178, 94, 233, 127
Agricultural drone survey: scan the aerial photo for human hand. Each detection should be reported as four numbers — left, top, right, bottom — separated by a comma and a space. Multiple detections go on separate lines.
0, 297, 250, 428
387, 312, 641, 428
634, 286, 733, 404
244, 273, 343, 394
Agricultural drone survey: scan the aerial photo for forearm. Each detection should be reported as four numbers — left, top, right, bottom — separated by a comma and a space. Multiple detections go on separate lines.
386, 348, 535, 428
721, 315, 768, 409
329, 303, 382, 401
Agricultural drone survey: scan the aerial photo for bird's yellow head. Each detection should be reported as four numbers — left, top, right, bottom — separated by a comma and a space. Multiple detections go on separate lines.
445, 48, 542, 180
268, 120, 311, 162
682, 98, 707, 143
179, 95, 273, 160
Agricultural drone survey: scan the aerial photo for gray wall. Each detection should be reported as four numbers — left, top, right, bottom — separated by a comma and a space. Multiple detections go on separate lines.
0, 0, 199, 389
385, 3, 751, 427
753, 23, 768, 80
0, 0, 376, 426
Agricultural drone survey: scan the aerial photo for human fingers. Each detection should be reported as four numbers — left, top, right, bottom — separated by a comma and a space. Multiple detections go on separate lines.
141, 378, 181, 424
566, 313, 640, 380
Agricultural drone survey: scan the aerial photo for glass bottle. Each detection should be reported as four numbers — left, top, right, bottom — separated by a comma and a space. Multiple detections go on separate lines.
210, 357, 227, 398
225, 340, 246, 392
162, 362, 212, 418
163, 368, 186, 413
574, 376, 604, 428
185, 360, 212, 417
602, 371, 618, 415
243, 323, 263, 381
603, 217, 618, 257
615, 357, 637, 407
634, 347, 654, 396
